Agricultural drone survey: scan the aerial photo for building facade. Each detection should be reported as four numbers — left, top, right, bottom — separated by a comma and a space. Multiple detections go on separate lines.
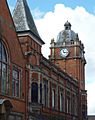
0, 0, 87, 120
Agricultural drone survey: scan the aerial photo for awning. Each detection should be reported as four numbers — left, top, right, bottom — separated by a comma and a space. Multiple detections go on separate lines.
0, 99, 13, 114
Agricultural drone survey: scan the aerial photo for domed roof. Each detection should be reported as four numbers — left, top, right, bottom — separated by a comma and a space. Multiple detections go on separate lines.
56, 21, 78, 43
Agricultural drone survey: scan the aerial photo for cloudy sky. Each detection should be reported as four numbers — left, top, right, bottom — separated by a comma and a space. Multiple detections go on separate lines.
7, 0, 95, 115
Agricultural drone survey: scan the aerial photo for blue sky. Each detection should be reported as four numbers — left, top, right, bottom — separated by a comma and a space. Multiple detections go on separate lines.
8, 0, 95, 14
7, 0, 95, 115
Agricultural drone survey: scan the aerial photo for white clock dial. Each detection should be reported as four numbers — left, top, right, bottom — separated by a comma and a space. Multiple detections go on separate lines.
60, 48, 69, 58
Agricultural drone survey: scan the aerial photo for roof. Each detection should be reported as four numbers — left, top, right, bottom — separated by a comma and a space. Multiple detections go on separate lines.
64, 21, 71, 30
13, 0, 45, 45
56, 21, 79, 43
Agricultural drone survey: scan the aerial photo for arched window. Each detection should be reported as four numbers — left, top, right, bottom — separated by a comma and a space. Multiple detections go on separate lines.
31, 82, 38, 103
0, 40, 8, 94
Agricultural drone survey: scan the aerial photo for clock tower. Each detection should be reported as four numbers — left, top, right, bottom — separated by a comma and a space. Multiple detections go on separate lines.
49, 21, 86, 90
49, 21, 87, 119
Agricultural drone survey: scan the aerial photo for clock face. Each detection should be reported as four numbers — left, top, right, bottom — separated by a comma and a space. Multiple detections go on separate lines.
60, 48, 69, 58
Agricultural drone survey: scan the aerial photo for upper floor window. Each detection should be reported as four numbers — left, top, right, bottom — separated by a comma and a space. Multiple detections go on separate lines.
66, 97, 71, 113
31, 82, 38, 103
0, 40, 9, 94
52, 89, 55, 109
60, 92, 63, 111
12, 67, 21, 97
40, 83, 42, 104
44, 80, 48, 107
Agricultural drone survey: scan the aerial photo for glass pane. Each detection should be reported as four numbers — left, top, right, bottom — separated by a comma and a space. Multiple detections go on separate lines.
12, 68, 20, 97
13, 70, 19, 79
0, 41, 1, 60
60, 93, 63, 111
0, 62, 1, 78
44, 84, 46, 106
40, 83, 42, 103
12, 80, 15, 96
52, 89, 55, 108
8, 115, 15, 120
2, 44, 7, 62
1, 64, 7, 93
16, 80, 19, 97
31, 83, 38, 103
16, 116, 22, 120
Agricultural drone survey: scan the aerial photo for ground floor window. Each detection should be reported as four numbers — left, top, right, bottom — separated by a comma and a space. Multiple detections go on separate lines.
8, 112, 23, 120
8, 115, 22, 120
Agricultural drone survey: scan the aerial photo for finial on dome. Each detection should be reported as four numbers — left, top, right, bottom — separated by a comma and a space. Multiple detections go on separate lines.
64, 21, 71, 30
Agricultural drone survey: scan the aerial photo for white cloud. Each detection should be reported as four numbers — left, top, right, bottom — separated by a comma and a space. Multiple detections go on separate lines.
34, 4, 95, 115
86, 81, 95, 115
31, 7, 45, 19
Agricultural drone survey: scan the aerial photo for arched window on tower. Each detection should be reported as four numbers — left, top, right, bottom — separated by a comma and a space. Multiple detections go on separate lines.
0, 40, 9, 95
31, 82, 38, 103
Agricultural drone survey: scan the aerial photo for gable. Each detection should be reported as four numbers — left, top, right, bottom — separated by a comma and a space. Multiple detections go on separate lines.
0, 0, 25, 66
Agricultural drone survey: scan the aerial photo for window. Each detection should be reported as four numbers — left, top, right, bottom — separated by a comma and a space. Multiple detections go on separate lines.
52, 89, 55, 108
60, 93, 63, 111
0, 40, 9, 94
66, 97, 71, 113
31, 82, 38, 103
44, 84, 46, 106
40, 83, 42, 104
8, 115, 22, 120
12, 67, 21, 97
44, 80, 48, 106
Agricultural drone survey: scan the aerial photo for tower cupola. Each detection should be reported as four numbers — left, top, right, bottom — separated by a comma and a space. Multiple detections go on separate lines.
56, 21, 78, 43
64, 21, 71, 30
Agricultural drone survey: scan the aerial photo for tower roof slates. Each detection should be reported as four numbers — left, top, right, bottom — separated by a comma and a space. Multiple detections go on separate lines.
13, 0, 45, 44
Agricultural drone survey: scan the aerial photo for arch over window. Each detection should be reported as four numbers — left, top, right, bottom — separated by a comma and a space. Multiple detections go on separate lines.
0, 40, 8, 94
31, 82, 38, 103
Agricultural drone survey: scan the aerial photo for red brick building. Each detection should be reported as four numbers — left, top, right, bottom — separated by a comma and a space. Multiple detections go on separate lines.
0, 0, 87, 120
